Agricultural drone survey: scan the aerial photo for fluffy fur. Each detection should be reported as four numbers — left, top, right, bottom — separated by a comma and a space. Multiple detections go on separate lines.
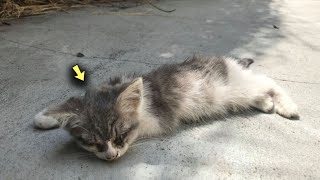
34, 56, 299, 160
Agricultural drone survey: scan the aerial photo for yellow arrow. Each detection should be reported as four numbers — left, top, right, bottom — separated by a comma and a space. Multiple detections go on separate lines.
72, 65, 85, 81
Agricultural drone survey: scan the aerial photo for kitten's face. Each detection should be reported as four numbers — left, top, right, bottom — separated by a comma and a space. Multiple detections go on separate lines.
62, 78, 143, 160
73, 116, 139, 161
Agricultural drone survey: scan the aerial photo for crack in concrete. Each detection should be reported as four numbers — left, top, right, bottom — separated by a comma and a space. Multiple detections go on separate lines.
2, 37, 317, 85
91, 56, 162, 65
0, 36, 72, 56
0, 36, 162, 66
272, 77, 320, 85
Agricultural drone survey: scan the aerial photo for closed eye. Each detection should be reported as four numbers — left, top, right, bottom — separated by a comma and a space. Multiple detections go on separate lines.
114, 136, 125, 147
96, 143, 105, 152
114, 128, 134, 145
76, 137, 97, 148
77, 137, 89, 144
116, 123, 139, 138
113, 122, 139, 146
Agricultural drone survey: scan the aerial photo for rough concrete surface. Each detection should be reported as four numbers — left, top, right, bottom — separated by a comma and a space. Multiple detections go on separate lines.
0, 0, 319, 179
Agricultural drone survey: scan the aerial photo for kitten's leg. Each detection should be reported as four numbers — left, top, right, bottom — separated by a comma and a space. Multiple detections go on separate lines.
226, 58, 298, 119
251, 75, 299, 120
34, 97, 83, 129
34, 108, 60, 129
272, 86, 299, 119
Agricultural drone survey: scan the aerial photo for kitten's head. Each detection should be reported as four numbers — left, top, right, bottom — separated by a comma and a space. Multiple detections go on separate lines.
42, 77, 144, 160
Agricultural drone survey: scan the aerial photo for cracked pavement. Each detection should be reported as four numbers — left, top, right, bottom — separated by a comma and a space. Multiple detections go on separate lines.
1, 0, 320, 179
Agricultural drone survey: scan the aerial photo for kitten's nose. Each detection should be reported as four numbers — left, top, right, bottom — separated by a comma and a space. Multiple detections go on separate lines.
105, 152, 119, 160
105, 141, 119, 160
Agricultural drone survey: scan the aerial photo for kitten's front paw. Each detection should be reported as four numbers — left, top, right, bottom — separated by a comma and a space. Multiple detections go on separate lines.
34, 109, 60, 129
276, 103, 300, 120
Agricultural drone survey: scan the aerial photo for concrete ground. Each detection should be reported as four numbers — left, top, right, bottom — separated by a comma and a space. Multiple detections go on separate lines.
1, 0, 319, 179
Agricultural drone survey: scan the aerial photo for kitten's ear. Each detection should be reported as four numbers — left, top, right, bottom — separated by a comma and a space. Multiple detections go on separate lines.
34, 96, 84, 130
117, 77, 143, 116
237, 58, 254, 68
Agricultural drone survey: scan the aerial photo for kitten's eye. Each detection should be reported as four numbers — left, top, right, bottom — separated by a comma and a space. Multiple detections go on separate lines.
96, 143, 105, 152
76, 137, 90, 145
114, 135, 124, 147
77, 137, 93, 145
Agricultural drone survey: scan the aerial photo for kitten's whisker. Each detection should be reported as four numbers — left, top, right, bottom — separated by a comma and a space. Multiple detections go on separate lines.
62, 151, 92, 156
64, 152, 91, 156
131, 142, 150, 147
63, 154, 89, 158
63, 153, 96, 159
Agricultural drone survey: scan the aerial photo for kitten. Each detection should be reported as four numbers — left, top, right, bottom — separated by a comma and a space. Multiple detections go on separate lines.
34, 56, 299, 161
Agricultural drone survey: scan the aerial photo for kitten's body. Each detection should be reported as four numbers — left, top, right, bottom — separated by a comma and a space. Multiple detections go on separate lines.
34, 56, 299, 160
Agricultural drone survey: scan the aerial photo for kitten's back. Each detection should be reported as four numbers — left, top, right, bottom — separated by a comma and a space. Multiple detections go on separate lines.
143, 56, 231, 125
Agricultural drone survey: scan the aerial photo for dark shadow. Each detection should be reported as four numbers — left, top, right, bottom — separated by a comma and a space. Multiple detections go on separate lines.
67, 63, 90, 88
47, 108, 262, 162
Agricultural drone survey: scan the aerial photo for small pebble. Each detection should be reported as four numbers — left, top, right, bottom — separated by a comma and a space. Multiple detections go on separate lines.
76, 52, 85, 57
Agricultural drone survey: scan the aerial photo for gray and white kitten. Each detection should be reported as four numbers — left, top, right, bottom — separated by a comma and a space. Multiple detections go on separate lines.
34, 56, 299, 161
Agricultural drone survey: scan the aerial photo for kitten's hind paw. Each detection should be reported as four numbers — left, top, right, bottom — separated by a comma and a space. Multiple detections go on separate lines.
34, 109, 60, 129
254, 95, 275, 114
276, 103, 300, 120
